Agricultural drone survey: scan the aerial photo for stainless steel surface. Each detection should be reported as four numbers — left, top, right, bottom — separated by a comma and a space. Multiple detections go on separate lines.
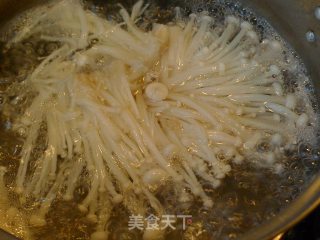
0, 229, 21, 240
315, 6, 320, 20
240, 0, 320, 101
0, 0, 319, 239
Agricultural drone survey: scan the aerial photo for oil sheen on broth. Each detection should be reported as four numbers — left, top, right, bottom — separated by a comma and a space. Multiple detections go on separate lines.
0, 0, 319, 240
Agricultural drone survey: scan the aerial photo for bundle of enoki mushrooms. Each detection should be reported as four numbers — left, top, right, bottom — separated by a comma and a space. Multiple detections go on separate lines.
3, 0, 311, 239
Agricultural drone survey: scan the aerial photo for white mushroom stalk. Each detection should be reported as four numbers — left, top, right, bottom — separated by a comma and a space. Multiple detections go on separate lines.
7, 0, 311, 239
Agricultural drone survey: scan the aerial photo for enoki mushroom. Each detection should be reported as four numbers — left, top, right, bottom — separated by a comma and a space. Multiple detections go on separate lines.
5, 0, 312, 239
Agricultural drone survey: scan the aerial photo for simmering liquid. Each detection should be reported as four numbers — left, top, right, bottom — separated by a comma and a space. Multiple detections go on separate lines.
0, 1, 319, 240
